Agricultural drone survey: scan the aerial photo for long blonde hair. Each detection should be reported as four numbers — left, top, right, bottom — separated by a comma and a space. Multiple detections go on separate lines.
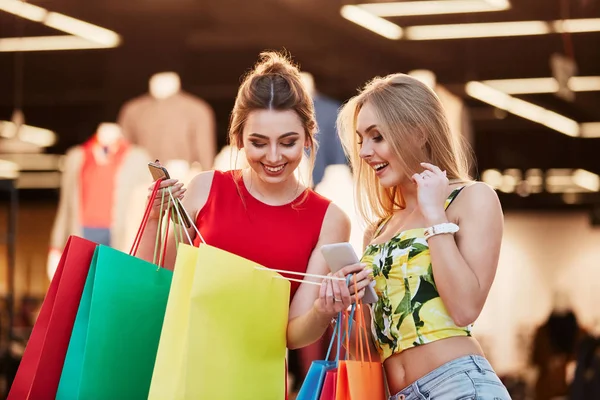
337, 73, 473, 225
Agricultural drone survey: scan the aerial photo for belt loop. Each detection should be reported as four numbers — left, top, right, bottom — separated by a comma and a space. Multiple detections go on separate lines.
470, 355, 486, 374
414, 381, 427, 400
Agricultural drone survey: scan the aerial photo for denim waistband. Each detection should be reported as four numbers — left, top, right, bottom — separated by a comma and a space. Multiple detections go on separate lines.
390, 355, 496, 400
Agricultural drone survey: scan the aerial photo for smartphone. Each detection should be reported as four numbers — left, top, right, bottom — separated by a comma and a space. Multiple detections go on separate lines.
148, 161, 171, 181
147, 161, 192, 228
320, 242, 378, 304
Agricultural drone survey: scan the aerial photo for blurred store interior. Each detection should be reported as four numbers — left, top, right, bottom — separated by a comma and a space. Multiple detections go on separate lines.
1, 0, 600, 398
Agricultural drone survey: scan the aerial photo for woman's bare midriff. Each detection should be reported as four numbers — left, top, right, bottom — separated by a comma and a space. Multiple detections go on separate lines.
384, 336, 485, 396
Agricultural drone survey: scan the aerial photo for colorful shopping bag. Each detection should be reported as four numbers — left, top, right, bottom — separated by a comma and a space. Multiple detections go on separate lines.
56, 179, 174, 400
148, 243, 199, 400
148, 242, 291, 400
297, 313, 342, 400
319, 369, 339, 400
335, 293, 386, 400
55, 245, 173, 400
7, 236, 97, 400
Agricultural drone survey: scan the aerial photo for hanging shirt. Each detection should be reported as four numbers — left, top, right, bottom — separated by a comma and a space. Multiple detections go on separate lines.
79, 136, 129, 229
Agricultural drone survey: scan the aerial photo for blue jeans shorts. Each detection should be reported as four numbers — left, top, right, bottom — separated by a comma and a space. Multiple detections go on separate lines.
389, 355, 511, 400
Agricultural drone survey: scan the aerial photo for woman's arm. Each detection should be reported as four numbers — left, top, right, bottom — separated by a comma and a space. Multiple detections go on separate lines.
426, 182, 504, 326
286, 203, 371, 350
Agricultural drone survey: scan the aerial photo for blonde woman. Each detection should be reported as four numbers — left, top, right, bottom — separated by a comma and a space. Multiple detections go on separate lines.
337, 74, 511, 400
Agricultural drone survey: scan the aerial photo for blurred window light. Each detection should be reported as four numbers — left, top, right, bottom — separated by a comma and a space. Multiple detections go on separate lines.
504, 168, 522, 179
0, 0, 121, 52
482, 76, 600, 94
546, 169, 575, 193
0, 159, 19, 179
404, 19, 600, 40
525, 168, 544, 193
357, 0, 510, 17
553, 19, 600, 33
581, 123, 600, 138
465, 81, 580, 137
405, 20, 551, 40
572, 169, 600, 192
340, 5, 403, 40
0, 120, 57, 147
0, 0, 45, 20
341, 4, 600, 42
44, 13, 120, 46
0, 36, 114, 52
481, 169, 503, 188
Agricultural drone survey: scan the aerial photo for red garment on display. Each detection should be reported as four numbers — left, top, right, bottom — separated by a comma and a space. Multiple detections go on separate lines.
79, 136, 129, 228
193, 169, 331, 299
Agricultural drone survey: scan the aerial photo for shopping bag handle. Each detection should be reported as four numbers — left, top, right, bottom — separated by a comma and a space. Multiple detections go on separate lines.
167, 188, 193, 245
354, 274, 373, 365
325, 312, 341, 362
164, 183, 346, 285
166, 190, 207, 245
130, 179, 162, 256
152, 188, 173, 267
343, 303, 356, 361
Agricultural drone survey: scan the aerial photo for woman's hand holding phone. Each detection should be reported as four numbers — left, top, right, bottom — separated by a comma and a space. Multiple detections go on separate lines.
147, 178, 186, 220
315, 263, 373, 316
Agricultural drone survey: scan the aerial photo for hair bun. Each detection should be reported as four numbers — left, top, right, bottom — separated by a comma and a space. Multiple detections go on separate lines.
252, 51, 299, 78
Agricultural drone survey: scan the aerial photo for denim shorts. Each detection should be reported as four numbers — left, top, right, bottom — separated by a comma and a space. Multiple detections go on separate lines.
389, 355, 511, 400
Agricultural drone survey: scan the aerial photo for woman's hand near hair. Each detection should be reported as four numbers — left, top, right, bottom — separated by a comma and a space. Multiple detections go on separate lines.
411, 162, 450, 226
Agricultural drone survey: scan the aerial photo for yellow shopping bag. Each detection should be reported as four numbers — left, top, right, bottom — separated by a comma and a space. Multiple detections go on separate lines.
149, 243, 290, 400
148, 244, 199, 400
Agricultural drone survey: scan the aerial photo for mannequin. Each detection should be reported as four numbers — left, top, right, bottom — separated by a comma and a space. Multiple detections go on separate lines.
47, 123, 151, 279
532, 290, 580, 400
149, 72, 181, 99
300, 72, 347, 186
117, 72, 216, 170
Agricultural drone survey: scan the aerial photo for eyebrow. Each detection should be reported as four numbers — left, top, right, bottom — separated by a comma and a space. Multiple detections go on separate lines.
249, 132, 300, 140
356, 124, 378, 135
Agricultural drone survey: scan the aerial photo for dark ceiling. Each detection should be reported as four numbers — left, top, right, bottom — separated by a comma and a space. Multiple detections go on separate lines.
1, 0, 600, 209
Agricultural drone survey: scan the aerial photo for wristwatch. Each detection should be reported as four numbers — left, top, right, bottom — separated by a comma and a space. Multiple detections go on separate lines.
423, 222, 459, 241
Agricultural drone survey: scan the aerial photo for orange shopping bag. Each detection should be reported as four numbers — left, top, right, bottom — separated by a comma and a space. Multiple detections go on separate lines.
335, 277, 386, 400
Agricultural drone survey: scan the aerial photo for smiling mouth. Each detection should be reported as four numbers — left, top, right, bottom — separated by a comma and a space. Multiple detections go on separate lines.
373, 162, 389, 171
262, 163, 286, 173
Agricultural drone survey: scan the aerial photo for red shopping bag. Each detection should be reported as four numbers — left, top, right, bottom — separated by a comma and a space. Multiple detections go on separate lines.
8, 236, 97, 400
319, 369, 338, 400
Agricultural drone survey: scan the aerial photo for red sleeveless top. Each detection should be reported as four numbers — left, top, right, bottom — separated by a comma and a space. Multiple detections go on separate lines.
193, 170, 331, 298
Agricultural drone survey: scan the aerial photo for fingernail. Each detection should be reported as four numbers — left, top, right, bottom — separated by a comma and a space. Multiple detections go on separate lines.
360, 263, 367, 267
366, 269, 373, 274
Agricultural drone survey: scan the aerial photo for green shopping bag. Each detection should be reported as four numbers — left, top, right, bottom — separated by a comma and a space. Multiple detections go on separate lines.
56, 180, 174, 399
56, 245, 173, 399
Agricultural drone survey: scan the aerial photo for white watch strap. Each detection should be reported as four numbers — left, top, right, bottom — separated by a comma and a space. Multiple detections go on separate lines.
424, 222, 459, 240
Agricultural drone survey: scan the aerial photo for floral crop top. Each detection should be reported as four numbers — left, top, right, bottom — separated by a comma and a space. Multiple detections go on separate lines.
361, 186, 471, 362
